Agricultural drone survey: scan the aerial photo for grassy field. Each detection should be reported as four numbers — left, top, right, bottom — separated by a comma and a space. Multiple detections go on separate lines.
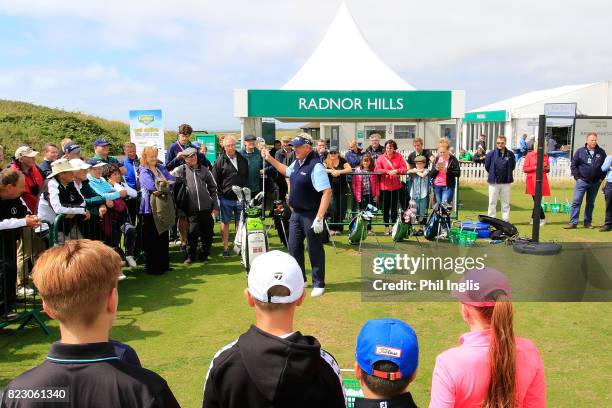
1, 185, 611, 407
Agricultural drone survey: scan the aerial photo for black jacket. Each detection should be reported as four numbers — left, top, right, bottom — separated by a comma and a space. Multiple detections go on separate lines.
1, 342, 180, 408
355, 392, 418, 408
571, 144, 606, 183
212, 153, 249, 200
429, 155, 461, 188
175, 164, 219, 213
202, 325, 345, 408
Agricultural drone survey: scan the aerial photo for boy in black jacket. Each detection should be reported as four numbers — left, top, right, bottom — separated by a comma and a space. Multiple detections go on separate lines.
202, 250, 345, 408
1, 240, 180, 408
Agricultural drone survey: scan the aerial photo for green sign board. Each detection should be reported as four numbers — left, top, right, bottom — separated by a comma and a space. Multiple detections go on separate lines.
194, 132, 218, 164
247, 90, 452, 119
464, 110, 507, 123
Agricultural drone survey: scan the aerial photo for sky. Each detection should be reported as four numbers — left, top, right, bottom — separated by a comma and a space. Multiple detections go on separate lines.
0, 0, 610, 131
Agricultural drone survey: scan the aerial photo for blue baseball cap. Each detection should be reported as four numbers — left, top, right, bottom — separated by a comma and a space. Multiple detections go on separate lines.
288, 136, 312, 147
191, 141, 202, 149
64, 142, 81, 153
94, 138, 111, 147
356, 318, 418, 381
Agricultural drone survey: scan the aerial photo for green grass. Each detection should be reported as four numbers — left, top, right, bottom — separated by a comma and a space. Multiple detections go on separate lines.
1, 185, 611, 407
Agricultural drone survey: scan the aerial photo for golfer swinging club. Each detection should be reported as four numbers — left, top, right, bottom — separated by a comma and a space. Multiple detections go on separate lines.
261, 133, 332, 297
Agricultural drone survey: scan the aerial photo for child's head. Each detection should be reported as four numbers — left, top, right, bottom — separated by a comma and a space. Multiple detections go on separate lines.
102, 164, 121, 183
355, 318, 418, 399
360, 154, 374, 171
245, 251, 305, 314
414, 155, 426, 169
32, 240, 123, 330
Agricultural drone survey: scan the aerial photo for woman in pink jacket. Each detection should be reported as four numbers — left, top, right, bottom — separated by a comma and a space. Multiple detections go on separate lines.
430, 268, 546, 408
523, 139, 550, 226
374, 140, 407, 234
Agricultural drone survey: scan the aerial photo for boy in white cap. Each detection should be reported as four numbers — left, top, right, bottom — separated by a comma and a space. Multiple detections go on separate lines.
202, 250, 345, 408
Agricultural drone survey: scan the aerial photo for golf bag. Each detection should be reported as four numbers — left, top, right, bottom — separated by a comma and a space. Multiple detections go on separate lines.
348, 204, 377, 245
392, 203, 417, 242
424, 203, 452, 241
233, 187, 269, 271
478, 215, 518, 241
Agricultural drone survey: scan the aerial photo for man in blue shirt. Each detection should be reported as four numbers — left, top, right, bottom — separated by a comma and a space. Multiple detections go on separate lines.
600, 152, 612, 232
565, 132, 607, 229
484, 135, 516, 221
262, 134, 332, 297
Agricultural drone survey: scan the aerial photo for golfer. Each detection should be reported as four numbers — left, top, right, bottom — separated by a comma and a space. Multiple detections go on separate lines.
262, 134, 332, 297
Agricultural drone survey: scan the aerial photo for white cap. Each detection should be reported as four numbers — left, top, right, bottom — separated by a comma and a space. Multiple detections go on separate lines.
248, 251, 305, 304
69, 158, 91, 170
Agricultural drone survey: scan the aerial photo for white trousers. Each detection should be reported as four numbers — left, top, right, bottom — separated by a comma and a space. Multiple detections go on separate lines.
488, 183, 511, 221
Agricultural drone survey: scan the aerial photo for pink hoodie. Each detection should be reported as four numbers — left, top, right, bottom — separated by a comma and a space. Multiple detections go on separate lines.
430, 329, 546, 408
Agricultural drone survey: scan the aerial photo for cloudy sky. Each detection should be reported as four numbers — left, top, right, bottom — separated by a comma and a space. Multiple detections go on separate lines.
0, 0, 610, 130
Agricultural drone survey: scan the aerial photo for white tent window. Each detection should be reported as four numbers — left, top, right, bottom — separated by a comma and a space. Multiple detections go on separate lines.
364, 125, 386, 139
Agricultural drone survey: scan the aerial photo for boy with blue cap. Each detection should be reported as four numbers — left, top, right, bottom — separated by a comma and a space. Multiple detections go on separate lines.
355, 318, 419, 407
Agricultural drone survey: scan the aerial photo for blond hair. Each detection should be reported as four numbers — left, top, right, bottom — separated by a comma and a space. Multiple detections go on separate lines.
438, 137, 450, 148
32, 240, 122, 326
141, 146, 159, 168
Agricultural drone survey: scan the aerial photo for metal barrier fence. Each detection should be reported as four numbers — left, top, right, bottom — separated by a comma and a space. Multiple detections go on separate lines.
1, 223, 51, 335
324, 171, 459, 230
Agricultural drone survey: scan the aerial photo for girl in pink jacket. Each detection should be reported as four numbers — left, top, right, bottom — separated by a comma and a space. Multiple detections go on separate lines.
430, 268, 546, 408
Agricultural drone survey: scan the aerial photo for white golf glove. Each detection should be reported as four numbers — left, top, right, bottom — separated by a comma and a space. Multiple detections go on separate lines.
311, 217, 324, 234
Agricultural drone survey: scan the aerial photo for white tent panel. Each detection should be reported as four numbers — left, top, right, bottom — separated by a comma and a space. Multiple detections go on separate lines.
469, 83, 596, 115
282, 2, 415, 91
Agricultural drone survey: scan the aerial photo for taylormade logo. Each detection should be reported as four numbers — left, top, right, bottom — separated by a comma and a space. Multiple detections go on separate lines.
372, 253, 486, 275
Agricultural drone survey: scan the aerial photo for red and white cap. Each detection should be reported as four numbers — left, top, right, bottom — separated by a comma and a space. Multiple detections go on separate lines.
248, 251, 305, 304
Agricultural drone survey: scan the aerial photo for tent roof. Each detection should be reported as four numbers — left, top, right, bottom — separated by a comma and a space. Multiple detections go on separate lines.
469, 83, 595, 113
282, 2, 414, 91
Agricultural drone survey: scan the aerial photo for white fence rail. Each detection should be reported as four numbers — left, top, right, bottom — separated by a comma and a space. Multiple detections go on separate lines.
459, 158, 572, 183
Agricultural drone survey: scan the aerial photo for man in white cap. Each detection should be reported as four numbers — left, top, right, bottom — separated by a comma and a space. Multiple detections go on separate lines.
37, 159, 90, 241
202, 250, 345, 408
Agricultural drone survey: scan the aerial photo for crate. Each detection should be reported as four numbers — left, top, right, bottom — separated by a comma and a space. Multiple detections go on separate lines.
541, 201, 549, 212
458, 230, 477, 247
562, 202, 571, 214
550, 203, 562, 213
343, 378, 363, 408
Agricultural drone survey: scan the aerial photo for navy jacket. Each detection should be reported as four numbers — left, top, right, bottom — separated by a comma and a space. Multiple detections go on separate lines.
485, 148, 516, 184
166, 140, 212, 171
571, 144, 606, 183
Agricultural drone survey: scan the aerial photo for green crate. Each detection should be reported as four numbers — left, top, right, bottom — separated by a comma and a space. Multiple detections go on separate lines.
550, 203, 561, 213
562, 202, 571, 214
449, 227, 460, 244
541, 201, 549, 212
343, 378, 363, 408
459, 230, 477, 247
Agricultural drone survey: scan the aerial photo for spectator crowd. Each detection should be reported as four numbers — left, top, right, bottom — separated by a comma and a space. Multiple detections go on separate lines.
1, 123, 610, 407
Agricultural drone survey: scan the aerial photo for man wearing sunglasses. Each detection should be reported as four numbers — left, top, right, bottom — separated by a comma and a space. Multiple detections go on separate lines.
485, 135, 516, 221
